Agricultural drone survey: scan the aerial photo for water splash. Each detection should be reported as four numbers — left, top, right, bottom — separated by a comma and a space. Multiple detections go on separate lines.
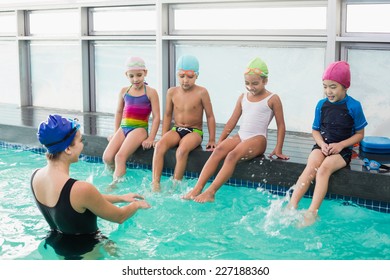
262, 185, 303, 236
86, 174, 94, 184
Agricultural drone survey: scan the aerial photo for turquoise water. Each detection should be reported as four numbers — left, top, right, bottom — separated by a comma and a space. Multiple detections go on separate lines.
0, 146, 389, 260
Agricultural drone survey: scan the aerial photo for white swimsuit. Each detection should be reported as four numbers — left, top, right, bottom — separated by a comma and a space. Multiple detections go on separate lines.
238, 92, 275, 141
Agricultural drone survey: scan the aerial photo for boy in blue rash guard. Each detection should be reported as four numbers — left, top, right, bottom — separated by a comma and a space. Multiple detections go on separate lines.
289, 61, 368, 227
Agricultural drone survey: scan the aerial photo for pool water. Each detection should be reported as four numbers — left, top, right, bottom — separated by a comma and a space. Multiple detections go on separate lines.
1, 146, 389, 260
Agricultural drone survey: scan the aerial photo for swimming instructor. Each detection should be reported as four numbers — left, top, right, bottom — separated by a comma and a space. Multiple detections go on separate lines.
31, 114, 150, 236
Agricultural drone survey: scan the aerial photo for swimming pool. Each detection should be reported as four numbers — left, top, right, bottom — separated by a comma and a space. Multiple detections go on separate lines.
0, 144, 389, 260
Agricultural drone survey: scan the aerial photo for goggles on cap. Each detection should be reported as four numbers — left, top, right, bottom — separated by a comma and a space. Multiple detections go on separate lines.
363, 158, 390, 172
178, 69, 196, 78
244, 68, 266, 76
44, 118, 80, 148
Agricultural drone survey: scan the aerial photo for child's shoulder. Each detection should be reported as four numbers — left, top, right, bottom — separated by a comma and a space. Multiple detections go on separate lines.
167, 86, 181, 94
145, 85, 157, 93
345, 94, 361, 104
120, 85, 130, 92
194, 84, 210, 95
119, 86, 130, 96
345, 95, 364, 112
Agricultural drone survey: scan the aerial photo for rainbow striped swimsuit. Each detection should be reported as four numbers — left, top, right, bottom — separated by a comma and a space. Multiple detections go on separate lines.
120, 86, 152, 136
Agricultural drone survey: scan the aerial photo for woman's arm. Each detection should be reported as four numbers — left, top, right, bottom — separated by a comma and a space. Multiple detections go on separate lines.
72, 181, 150, 224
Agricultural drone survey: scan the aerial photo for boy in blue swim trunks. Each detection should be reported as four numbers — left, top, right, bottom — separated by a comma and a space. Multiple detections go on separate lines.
152, 55, 216, 191
288, 61, 368, 227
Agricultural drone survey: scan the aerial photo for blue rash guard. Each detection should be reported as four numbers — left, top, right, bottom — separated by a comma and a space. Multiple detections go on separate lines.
312, 94, 368, 148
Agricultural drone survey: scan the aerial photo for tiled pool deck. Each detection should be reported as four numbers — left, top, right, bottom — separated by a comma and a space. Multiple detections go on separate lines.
1, 103, 389, 213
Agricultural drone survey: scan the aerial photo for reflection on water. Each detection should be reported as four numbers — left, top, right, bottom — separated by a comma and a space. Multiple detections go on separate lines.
40, 230, 115, 260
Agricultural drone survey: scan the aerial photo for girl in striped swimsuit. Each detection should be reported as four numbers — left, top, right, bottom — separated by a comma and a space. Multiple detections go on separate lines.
103, 57, 160, 186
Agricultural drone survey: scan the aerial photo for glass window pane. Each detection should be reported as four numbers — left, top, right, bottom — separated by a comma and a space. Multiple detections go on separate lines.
347, 4, 390, 33
28, 9, 79, 36
347, 48, 390, 137
0, 41, 19, 104
93, 42, 157, 113
0, 12, 16, 35
30, 41, 82, 110
175, 43, 325, 133
173, 6, 326, 32
90, 7, 156, 34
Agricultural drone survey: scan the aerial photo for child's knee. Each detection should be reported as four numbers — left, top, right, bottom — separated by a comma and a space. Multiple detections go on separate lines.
225, 150, 240, 163
176, 146, 190, 159
154, 141, 168, 155
316, 165, 332, 178
213, 145, 226, 156
114, 152, 127, 163
102, 152, 114, 164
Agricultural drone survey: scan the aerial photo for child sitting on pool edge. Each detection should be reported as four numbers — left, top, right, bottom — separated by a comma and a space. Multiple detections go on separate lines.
102, 56, 160, 186
288, 61, 368, 227
183, 57, 289, 203
151, 54, 216, 191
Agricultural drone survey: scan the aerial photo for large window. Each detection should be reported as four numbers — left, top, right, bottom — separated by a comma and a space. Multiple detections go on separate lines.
171, 2, 327, 35
344, 46, 390, 138
0, 12, 18, 105
89, 6, 156, 35
0, 11, 16, 35
30, 41, 82, 110
346, 3, 390, 33
175, 42, 326, 133
0, 41, 19, 105
27, 9, 79, 36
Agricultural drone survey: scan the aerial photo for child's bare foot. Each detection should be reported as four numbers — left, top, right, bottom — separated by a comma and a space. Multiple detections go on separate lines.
107, 176, 123, 190
109, 179, 118, 187
297, 210, 318, 228
152, 182, 161, 192
182, 189, 201, 200
193, 191, 215, 203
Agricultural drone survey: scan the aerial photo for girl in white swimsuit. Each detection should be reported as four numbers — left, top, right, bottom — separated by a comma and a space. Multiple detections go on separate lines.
184, 57, 289, 203
238, 92, 275, 141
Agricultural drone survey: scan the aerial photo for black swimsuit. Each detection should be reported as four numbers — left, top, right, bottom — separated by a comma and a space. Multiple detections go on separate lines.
31, 170, 113, 259
171, 126, 203, 139
30, 169, 98, 235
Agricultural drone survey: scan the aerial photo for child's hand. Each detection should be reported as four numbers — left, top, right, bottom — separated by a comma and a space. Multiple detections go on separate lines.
142, 138, 154, 150
269, 150, 290, 160
206, 141, 216, 151
328, 143, 343, 155
135, 200, 151, 209
320, 143, 330, 156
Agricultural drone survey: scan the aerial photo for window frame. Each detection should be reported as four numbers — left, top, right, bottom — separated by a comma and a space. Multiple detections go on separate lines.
168, 1, 328, 37
88, 6, 157, 36
341, 1, 390, 40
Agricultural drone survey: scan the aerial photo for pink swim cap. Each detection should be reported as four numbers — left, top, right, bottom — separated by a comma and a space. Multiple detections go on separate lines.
125, 56, 146, 71
322, 61, 351, 89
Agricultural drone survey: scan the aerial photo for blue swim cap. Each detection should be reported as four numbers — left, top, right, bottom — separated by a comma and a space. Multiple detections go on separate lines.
37, 114, 80, 154
176, 55, 199, 75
